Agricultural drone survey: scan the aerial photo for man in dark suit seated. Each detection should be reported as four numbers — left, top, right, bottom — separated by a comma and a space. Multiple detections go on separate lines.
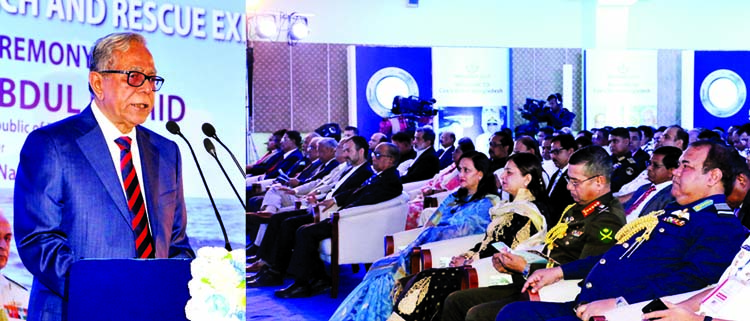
263, 130, 305, 180
489, 130, 513, 172
437, 131, 456, 170
400, 127, 441, 184
275, 142, 404, 298
546, 134, 576, 224
628, 127, 650, 165
247, 136, 374, 286
609, 127, 647, 192
247, 129, 286, 175
392, 131, 416, 166
622, 146, 682, 221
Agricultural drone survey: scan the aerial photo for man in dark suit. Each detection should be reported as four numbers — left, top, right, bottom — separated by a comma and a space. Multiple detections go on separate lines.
400, 127, 440, 184
546, 134, 577, 224
622, 146, 682, 220
437, 131, 456, 170
14, 32, 194, 321
392, 131, 416, 166
247, 136, 374, 286
628, 127, 650, 165
609, 127, 647, 192
262, 130, 305, 179
247, 129, 286, 175
276, 142, 404, 298
489, 130, 513, 172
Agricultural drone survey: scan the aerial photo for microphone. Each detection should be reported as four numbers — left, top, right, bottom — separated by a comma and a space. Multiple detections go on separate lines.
202, 123, 245, 178
203, 138, 246, 209
165, 121, 232, 251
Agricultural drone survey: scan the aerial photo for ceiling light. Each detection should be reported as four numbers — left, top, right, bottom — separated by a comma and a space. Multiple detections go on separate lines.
288, 14, 309, 41
255, 15, 278, 39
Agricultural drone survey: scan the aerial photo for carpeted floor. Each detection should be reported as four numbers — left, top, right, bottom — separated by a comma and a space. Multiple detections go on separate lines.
246, 264, 367, 320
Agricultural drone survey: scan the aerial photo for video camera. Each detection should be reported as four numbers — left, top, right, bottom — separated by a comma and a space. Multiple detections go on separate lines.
392, 96, 438, 117
520, 98, 546, 121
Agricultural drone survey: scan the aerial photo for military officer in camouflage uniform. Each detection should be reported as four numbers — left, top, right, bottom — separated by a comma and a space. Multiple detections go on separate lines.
496, 140, 747, 321
441, 145, 626, 321
609, 127, 647, 193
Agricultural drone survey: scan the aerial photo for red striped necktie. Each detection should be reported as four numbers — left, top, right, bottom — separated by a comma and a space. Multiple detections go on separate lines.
625, 184, 656, 216
115, 136, 155, 259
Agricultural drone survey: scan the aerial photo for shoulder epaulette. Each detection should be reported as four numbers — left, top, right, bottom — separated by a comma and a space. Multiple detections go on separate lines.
713, 202, 735, 217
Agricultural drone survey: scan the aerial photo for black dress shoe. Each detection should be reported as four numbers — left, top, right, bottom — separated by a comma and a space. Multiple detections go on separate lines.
309, 278, 332, 294
247, 269, 283, 287
246, 265, 269, 283
274, 281, 312, 298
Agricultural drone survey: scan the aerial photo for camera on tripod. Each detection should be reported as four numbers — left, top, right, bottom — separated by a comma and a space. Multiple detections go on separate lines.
392, 96, 438, 117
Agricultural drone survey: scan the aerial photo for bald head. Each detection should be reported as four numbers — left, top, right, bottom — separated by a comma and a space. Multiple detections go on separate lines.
0, 211, 10, 270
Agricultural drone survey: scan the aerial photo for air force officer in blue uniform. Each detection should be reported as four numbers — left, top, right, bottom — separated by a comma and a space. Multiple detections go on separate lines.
13, 33, 195, 321
496, 140, 748, 321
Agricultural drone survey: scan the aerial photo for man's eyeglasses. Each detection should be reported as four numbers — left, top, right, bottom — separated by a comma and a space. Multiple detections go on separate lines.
565, 175, 600, 188
372, 151, 392, 159
98, 70, 165, 91
550, 148, 563, 155
489, 142, 503, 148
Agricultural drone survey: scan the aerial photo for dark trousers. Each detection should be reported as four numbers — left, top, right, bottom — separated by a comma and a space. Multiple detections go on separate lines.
494, 301, 578, 321
286, 219, 333, 282
247, 195, 264, 212
442, 280, 524, 321
257, 209, 313, 273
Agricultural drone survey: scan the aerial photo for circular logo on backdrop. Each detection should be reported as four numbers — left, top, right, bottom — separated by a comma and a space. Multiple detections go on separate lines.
699, 69, 747, 118
366, 67, 419, 118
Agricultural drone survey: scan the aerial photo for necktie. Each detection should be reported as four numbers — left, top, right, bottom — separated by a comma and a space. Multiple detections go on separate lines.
625, 184, 657, 216
115, 136, 156, 259
548, 169, 561, 197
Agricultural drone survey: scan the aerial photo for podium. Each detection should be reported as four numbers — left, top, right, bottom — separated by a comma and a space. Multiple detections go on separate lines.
66, 259, 192, 321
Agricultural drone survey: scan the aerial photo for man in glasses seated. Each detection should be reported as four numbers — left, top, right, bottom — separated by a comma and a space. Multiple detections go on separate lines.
14, 32, 194, 321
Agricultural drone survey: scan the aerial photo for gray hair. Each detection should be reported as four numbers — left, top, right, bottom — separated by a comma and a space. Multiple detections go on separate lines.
89, 32, 146, 71
318, 137, 338, 150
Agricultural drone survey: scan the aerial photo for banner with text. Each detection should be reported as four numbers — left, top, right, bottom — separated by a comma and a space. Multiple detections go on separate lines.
584, 49, 658, 129
432, 47, 510, 155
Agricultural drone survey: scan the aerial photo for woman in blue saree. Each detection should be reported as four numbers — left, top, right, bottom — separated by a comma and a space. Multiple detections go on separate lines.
330, 151, 501, 321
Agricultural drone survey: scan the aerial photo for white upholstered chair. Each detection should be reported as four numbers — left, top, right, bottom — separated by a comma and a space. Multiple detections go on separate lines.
318, 192, 410, 297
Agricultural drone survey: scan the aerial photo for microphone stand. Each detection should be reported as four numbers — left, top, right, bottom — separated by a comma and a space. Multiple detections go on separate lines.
202, 123, 246, 178
166, 121, 232, 251
204, 138, 246, 209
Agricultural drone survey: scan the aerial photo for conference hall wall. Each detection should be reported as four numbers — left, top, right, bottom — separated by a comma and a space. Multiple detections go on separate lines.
250, 42, 682, 146
1, 1, 248, 286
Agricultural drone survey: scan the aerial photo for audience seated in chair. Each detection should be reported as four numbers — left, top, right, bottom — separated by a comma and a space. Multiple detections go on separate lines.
246, 137, 377, 292
246, 129, 286, 176
330, 151, 501, 321
495, 141, 746, 321
274, 141, 404, 299
389, 153, 549, 321
397, 127, 440, 184
545, 134, 577, 225
405, 138, 475, 230
621, 146, 681, 222
442, 145, 626, 321
437, 131, 456, 170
